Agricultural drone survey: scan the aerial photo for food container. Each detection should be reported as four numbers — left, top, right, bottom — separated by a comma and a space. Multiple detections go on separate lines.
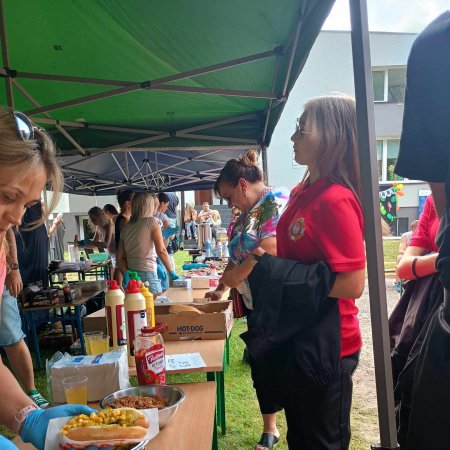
100, 384, 185, 428
88, 252, 110, 263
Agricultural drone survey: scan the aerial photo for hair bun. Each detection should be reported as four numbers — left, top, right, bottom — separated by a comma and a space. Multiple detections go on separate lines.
239, 150, 259, 167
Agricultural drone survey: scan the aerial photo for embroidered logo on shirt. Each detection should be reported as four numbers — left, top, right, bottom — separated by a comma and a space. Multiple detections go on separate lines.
289, 217, 306, 240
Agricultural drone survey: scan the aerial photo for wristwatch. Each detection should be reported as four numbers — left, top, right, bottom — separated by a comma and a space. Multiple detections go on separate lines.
9, 262, 19, 270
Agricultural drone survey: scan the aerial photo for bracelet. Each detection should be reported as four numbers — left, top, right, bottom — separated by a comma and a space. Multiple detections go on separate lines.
412, 256, 420, 279
12, 404, 39, 434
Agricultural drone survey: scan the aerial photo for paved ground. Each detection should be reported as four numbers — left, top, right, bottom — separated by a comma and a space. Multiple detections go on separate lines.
352, 275, 399, 444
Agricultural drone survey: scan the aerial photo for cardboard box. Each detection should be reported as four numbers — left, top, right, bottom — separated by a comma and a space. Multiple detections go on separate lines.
155, 300, 233, 341
191, 276, 212, 289
50, 350, 130, 402
83, 307, 107, 334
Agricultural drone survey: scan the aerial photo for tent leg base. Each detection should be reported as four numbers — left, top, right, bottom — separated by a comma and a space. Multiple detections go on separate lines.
371, 444, 400, 450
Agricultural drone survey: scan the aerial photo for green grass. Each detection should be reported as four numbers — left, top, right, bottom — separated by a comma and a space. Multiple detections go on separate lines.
1, 248, 399, 447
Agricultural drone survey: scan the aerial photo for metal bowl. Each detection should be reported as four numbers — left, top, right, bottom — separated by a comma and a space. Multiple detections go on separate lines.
100, 385, 185, 428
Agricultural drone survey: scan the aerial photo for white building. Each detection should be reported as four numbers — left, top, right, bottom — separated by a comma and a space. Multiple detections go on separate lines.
267, 30, 428, 235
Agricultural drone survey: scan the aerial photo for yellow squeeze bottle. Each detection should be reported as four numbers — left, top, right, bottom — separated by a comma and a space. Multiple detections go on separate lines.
140, 282, 155, 327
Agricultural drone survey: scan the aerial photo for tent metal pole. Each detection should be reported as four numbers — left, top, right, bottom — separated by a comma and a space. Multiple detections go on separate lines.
0, 0, 13, 108
110, 153, 128, 180
153, 85, 276, 99
349, 0, 399, 448
25, 83, 141, 116
95, 113, 258, 153
24, 49, 277, 117
7, 47, 276, 89
34, 117, 164, 135
281, 1, 306, 97
180, 133, 257, 144
11, 79, 86, 155
261, 145, 268, 183
128, 152, 148, 188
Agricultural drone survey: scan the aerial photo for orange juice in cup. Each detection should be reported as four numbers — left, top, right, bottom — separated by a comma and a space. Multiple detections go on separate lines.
83, 331, 103, 355
62, 375, 88, 405
89, 335, 109, 354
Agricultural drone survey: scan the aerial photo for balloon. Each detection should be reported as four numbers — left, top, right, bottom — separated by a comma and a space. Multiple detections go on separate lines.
398, 191, 404, 196
398, 183, 404, 190
393, 182, 398, 187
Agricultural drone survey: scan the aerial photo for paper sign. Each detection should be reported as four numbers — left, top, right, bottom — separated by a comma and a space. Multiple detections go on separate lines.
165, 352, 206, 371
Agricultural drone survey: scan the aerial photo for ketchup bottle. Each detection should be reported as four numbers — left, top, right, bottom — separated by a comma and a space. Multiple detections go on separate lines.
134, 324, 167, 386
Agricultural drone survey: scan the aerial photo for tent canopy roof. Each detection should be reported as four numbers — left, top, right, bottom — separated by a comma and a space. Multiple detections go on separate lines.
1, 0, 334, 193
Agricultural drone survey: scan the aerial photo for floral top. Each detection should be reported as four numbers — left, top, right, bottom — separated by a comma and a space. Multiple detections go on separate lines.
229, 187, 289, 264
228, 187, 289, 308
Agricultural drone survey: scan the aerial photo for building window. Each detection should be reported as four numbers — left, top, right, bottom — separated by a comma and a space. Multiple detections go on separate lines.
377, 138, 404, 182
372, 67, 406, 103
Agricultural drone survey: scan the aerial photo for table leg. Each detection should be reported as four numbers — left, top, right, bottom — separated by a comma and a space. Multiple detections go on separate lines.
217, 370, 226, 435
26, 312, 42, 370
75, 306, 86, 355
225, 336, 230, 369
207, 371, 226, 435
212, 412, 218, 450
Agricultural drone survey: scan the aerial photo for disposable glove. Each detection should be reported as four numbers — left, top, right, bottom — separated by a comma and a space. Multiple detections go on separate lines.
169, 271, 179, 281
156, 260, 168, 282
162, 226, 179, 239
21, 404, 95, 450
122, 271, 130, 289
0, 435, 18, 449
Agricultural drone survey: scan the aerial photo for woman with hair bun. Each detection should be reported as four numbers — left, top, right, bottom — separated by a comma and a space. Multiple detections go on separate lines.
207, 150, 289, 450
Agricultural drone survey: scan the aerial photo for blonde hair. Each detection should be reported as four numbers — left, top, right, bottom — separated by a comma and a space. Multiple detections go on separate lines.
301, 94, 361, 203
130, 192, 158, 222
0, 110, 63, 227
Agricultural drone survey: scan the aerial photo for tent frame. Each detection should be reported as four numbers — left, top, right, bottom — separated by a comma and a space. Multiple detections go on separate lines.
0, 1, 399, 447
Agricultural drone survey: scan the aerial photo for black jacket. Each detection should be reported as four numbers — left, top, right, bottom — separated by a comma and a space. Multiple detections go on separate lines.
241, 253, 338, 386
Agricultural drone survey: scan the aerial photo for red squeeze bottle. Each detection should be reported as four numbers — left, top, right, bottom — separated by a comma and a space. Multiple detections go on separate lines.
134, 324, 167, 386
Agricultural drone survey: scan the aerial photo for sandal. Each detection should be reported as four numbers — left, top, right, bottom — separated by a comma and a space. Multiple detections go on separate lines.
255, 433, 279, 450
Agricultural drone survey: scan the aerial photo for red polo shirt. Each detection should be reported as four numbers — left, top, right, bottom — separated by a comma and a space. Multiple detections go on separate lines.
277, 179, 365, 357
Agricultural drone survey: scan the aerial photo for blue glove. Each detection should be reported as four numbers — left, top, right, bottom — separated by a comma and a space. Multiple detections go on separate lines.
169, 271, 179, 281
122, 271, 130, 289
21, 404, 96, 450
0, 435, 18, 449
162, 226, 179, 239
156, 259, 167, 282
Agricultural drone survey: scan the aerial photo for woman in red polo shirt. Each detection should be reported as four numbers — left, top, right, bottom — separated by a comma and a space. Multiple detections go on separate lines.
256, 94, 366, 449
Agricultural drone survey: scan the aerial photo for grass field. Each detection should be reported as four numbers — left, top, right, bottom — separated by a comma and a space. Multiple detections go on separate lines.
1, 240, 400, 448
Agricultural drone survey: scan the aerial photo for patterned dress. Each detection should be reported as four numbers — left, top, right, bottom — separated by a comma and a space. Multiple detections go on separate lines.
228, 187, 289, 309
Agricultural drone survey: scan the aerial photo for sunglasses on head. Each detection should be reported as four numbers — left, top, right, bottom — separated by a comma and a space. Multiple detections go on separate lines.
10, 111, 35, 141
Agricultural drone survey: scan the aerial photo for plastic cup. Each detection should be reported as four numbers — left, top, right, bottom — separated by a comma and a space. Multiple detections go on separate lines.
62, 375, 88, 405
89, 334, 109, 354
83, 331, 103, 355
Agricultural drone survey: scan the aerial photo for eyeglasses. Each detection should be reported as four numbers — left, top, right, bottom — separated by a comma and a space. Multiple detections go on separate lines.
11, 111, 35, 141
295, 118, 312, 135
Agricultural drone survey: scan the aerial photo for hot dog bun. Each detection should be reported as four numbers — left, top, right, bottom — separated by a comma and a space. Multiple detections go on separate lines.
62, 407, 149, 442
169, 304, 202, 315
66, 425, 147, 441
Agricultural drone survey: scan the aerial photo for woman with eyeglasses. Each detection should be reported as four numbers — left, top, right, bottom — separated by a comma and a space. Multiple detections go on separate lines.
0, 111, 94, 449
207, 150, 289, 450
248, 94, 365, 449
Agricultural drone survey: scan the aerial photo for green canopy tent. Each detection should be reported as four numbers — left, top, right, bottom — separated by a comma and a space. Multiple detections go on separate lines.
0, 0, 334, 194
0, 1, 399, 448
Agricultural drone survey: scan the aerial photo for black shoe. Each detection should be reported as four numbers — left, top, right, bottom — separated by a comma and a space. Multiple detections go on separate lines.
242, 347, 250, 364
255, 433, 279, 450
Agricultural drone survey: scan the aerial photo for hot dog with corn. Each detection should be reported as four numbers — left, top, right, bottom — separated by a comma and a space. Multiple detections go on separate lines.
61, 408, 149, 441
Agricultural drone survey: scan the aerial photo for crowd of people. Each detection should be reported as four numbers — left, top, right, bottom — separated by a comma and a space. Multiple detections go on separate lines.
0, 11, 448, 450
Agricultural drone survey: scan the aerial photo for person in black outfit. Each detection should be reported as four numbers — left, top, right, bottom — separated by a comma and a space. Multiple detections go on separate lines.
394, 11, 450, 450
113, 188, 135, 285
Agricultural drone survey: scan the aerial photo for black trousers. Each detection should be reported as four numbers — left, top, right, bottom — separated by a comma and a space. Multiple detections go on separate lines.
283, 352, 359, 450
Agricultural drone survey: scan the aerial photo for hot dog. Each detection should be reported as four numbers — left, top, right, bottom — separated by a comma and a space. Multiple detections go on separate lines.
61, 407, 149, 442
